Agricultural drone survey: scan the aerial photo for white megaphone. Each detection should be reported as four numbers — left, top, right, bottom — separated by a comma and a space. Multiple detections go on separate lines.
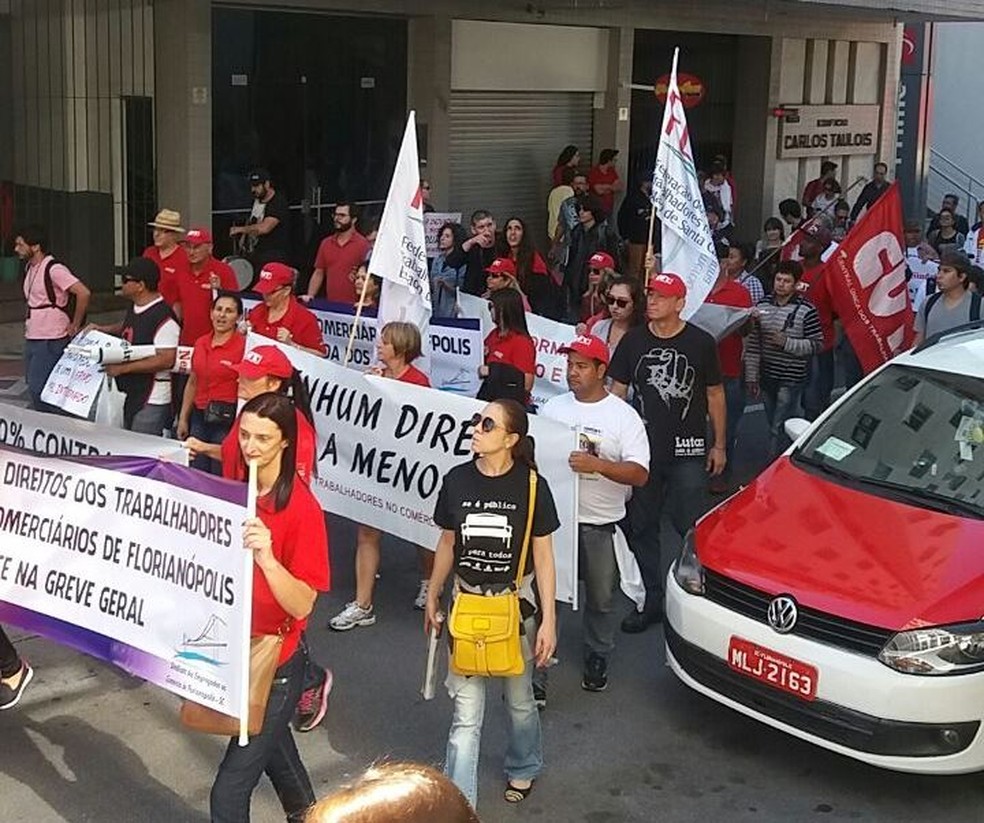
66, 339, 158, 365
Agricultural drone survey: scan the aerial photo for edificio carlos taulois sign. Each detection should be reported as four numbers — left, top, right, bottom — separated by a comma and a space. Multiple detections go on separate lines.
777, 105, 880, 159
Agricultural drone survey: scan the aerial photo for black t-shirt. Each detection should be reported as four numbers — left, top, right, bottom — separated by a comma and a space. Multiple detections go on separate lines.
608, 322, 722, 462
433, 460, 559, 605
252, 190, 291, 265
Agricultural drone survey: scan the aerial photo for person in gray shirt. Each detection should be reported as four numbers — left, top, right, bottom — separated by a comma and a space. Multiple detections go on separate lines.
914, 251, 981, 344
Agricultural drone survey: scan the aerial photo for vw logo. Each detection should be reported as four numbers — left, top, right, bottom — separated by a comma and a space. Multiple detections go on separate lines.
767, 595, 798, 634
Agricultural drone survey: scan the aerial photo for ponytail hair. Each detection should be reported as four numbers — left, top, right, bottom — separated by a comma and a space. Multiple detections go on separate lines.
494, 399, 538, 472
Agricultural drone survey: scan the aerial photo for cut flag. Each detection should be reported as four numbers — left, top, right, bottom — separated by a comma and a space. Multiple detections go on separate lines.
650, 48, 719, 319
372, 111, 432, 332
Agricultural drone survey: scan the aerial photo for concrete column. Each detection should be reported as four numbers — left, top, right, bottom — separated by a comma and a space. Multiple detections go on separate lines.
592, 26, 633, 196
153, 0, 211, 228
731, 35, 771, 230
407, 15, 452, 212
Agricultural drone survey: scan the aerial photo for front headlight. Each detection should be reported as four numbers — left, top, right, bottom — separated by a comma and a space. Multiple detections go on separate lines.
673, 529, 704, 595
879, 622, 984, 675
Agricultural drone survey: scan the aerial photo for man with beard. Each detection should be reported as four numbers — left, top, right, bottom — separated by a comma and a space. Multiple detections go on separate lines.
305, 201, 370, 305
230, 168, 291, 269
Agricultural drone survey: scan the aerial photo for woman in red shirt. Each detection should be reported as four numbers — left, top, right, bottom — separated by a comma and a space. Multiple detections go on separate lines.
479, 288, 537, 407
330, 322, 435, 631
551, 144, 580, 187
495, 217, 560, 318
177, 292, 246, 473
209, 392, 330, 823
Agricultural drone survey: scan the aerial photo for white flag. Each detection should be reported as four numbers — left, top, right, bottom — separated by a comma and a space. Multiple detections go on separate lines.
372, 111, 432, 331
651, 49, 719, 319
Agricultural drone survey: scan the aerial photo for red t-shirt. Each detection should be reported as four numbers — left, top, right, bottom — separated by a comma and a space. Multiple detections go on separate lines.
801, 178, 825, 209
247, 298, 327, 355
799, 262, 835, 351
191, 332, 246, 409
252, 481, 330, 663
485, 329, 537, 375
397, 364, 430, 387
221, 409, 318, 486
705, 280, 752, 378
143, 245, 190, 307
313, 231, 371, 304
588, 165, 620, 216
175, 259, 240, 345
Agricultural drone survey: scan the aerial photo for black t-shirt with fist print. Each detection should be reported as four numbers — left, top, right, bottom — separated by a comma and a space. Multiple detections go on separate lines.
608, 322, 721, 464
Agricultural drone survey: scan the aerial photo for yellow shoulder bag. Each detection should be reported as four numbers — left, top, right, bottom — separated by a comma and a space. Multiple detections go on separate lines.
448, 470, 537, 677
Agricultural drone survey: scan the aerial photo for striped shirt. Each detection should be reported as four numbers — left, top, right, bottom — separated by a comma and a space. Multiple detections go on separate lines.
744, 295, 823, 385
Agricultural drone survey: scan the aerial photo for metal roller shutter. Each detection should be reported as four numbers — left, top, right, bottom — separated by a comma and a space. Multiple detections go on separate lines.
448, 91, 594, 243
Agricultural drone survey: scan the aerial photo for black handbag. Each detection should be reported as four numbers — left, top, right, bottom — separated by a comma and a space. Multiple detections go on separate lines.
204, 400, 237, 426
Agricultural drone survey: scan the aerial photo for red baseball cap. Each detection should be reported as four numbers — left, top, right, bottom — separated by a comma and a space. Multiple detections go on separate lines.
559, 334, 610, 365
485, 257, 517, 277
255, 262, 295, 294
647, 272, 688, 298
230, 345, 294, 380
184, 227, 213, 245
588, 252, 615, 270
804, 221, 833, 247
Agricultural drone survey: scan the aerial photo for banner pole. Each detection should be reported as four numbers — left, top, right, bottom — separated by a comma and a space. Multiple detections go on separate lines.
645, 202, 658, 279
238, 459, 258, 747
343, 274, 373, 366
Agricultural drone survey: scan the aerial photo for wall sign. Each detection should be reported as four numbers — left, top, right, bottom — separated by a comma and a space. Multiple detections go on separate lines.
777, 104, 880, 159
655, 73, 705, 109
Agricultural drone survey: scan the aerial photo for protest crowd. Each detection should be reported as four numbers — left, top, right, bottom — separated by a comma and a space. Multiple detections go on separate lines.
4, 100, 982, 822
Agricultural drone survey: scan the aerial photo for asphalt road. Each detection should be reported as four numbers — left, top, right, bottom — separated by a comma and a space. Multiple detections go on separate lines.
2, 408, 984, 822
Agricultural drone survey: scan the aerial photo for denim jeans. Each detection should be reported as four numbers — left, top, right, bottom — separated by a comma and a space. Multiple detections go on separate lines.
24, 337, 69, 414
0, 626, 20, 678
189, 407, 234, 475
837, 333, 863, 390
625, 458, 707, 616
445, 621, 542, 808
579, 523, 619, 660
761, 378, 805, 458
127, 402, 172, 436
722, 376, 746, 469
210, 649, 315, 823
803, 349, 834, 421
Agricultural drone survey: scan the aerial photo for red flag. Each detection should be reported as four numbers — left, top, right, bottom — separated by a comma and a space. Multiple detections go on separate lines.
825, 183, 913, 373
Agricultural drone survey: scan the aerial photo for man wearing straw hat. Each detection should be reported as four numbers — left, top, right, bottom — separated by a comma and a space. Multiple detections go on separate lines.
143, 208, 189, 308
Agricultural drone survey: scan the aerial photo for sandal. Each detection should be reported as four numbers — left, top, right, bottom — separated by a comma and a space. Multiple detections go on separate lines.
504, 780, 534, 803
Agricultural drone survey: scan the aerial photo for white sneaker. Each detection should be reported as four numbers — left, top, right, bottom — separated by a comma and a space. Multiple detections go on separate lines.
329, 601, 376, 631
414, 580, 429, 611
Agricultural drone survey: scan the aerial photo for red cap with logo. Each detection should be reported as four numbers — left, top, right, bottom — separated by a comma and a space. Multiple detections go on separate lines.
559, 334, 611, 365
485, 257, 517, 277
255, 262, 296, 294
184, 227, 213, 246
647, 272, 688, 298
804, 221, 833, 247
588, 252, 615, 270
230, 345, 294, 380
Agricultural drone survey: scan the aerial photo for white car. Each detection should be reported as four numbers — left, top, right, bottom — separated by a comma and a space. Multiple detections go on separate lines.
666, 323, 984, 774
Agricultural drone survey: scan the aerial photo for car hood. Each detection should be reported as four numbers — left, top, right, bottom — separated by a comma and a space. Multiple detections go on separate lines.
696, 457, 984, 630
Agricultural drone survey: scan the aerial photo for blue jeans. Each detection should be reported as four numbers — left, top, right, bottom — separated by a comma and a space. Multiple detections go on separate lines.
803, 349, 834, 421
579, 523, 619, 661
24, 337, 69, 414
722, 376, 746, 469
210, 649, 315, 823
445, 624, 542, 808
761, 378, 805, 458
837, 333, 863, 390
625, 458, 707, 616
189, 407, 234, 475
126, 402, 172, 436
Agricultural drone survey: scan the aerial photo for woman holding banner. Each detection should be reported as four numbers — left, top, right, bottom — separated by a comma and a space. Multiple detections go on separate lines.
330, 322, 434, 631
209, 392, 330, 823
424, 399, 558, 807
177, 292, 246, 474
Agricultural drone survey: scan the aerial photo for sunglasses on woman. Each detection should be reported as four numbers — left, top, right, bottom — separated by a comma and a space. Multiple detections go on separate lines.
470, 412, 502, 433
605, 295, 631, 308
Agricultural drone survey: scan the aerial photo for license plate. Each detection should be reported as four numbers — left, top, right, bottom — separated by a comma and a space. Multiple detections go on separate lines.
727, 637, 818, 701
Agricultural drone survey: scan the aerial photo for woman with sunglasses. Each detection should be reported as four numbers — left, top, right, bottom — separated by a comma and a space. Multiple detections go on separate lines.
478, 289, 536, 407
578, 252, 616, 323
209, 392, 329, 823
425, 399, 559, 808
330, 322, 435, 630
586, 274, 646, 357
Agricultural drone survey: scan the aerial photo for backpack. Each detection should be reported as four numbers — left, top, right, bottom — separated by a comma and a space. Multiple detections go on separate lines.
922, 290, 982, 327
30, 258, 83, 323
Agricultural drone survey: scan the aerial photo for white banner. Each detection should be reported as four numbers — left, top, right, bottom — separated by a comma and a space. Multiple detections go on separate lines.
0, 403, 188, 463
424, 212, 462, 258
0, 447, 249, 715
651, 48, 719, 318
246, 334, 581, 606
40, 329, 119, 418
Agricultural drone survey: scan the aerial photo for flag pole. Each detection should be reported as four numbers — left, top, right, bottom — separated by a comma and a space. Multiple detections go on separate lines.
343, 272, 373, 366
238, 459, 258, 747
646, 48, 680, 280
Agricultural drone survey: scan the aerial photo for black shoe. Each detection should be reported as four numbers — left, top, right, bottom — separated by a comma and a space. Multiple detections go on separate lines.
532, 682, 547, 710
0, 662, 33, 710
581, 654, 608, 692
621, 608, 662, 634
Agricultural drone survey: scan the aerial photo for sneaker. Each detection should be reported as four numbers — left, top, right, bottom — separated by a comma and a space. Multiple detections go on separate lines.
413, 580, 429, 611
294, 668, 333, 732
532, 682, 547, 710
582, 654, 609, 692
329, 601, 376, 631
620, 607, 662, 634
0, 662, 34, 710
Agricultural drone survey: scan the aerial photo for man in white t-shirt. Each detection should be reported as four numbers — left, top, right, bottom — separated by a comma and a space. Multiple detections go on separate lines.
541, 335, 650, 694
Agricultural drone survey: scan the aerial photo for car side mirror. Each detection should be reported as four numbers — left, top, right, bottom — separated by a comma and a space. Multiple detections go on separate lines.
784, 417, 811, 442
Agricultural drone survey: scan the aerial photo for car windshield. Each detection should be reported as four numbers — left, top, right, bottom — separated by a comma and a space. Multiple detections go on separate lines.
793, 364, 984, 518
